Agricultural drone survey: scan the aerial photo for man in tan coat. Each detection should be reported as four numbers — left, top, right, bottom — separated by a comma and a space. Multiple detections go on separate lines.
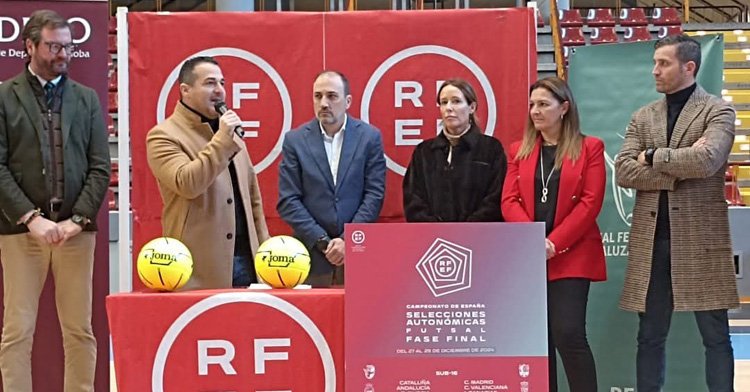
147, 56, 269, 290
616, 35, 738, 392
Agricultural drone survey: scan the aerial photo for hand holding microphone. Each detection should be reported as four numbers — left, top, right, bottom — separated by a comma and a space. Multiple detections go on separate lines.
214, 101, 245, 139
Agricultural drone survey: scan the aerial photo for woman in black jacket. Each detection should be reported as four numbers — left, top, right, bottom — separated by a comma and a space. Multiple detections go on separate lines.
402, 79, 506, 222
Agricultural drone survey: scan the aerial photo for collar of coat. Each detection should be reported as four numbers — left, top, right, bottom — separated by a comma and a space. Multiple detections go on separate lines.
174, 101, 221, 129
658, 84, 711, 108
650, 85, 713, 149
665, 82, 697, 105
430, 123, 482, 150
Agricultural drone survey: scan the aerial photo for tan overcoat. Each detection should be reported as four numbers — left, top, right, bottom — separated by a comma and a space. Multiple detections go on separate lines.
615, 86, 739, 312
147, 103, 269, 290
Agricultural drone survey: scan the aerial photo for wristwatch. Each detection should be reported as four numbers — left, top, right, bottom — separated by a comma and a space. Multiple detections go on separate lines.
644, 148, 655, 166
71, 214, 88, 228
21, 208, 43, 226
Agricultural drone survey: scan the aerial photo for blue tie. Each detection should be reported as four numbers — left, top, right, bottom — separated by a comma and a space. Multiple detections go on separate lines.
44, 82, 54, 108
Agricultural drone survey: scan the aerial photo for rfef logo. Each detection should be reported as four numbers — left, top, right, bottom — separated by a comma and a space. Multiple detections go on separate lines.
416, 238, 472, 297
157, 47, 293, 173
152, 292, 336, 391
360, 45, 497, 176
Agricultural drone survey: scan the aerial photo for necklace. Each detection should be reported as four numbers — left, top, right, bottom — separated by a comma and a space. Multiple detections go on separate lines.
539, 148, 555, 203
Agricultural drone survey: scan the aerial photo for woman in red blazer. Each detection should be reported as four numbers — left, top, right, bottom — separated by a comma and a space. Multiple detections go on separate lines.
502, 77, 606, 392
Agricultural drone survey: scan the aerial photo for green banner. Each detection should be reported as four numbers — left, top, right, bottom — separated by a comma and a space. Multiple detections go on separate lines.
567, 35, 725, 392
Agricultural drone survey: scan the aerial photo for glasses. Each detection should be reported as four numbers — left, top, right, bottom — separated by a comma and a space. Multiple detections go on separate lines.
42, 41, 77, 55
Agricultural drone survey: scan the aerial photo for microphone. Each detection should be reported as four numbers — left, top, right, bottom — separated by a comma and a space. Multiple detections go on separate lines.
213, 101, 245, 138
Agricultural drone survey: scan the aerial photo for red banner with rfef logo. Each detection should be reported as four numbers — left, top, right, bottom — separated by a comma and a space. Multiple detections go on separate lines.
326, 10, 537, 219
107, 290, 344, 392
128, 10, 536, 288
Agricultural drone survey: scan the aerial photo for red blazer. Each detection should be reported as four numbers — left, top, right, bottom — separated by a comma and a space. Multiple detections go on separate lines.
502, 136, 606, 282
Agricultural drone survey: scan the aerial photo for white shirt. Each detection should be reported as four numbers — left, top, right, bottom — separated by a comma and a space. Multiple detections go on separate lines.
319, 115, 347, 186
28, 65, 62, 88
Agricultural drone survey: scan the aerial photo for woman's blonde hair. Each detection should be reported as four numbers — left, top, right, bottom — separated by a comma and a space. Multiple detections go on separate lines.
516, 77, 583, 169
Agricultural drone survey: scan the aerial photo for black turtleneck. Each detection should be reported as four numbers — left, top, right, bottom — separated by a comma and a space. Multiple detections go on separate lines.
180, 101, 253, 257
655, 83, 696, 240
665, 83, 697, 144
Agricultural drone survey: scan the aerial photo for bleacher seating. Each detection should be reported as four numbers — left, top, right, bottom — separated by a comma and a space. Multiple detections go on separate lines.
107, 53, 114, 73
590, 27, 618, 45
725, 50, 750, 63
740, 166, 750, 205
108, 16, 117, 33
619, 8, 648, 26
108, 34, 117, 53
110, 162, 119, 187
657, 26, 683, 38
562, 46, 573, 67
688, 31, 750, 204
726, 168, 745, 205
739, 113, 750, 129
108, 189, 117, 210
623, 26, 652, 42
586, 8, 615, 27
108, 92, 118, 113
562, 27, 586, 46
726, 183, 745, 206
109, 70, 118, 92
724, 69, 750, 88
107, 15, 118, 217
722, 30, 750, 44
559, 9, 583, 27
107, 116, 116, 137
651, 7, 681, 26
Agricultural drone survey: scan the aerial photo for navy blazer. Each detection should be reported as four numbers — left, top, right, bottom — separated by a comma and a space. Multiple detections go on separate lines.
277, 116, 386, 275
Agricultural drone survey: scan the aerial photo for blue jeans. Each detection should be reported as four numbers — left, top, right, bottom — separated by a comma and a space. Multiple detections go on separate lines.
637, 238, 734, 392
232, 254, 256, 287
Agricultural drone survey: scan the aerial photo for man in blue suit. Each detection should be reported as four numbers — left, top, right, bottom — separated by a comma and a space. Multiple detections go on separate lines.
278, 70, 386, 287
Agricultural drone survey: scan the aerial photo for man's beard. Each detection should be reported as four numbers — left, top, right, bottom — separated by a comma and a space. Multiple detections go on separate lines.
48, 59, 70, 77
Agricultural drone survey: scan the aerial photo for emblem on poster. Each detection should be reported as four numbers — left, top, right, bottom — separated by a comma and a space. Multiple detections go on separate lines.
364, 382, 375, 392
363, 364, 376, 379
519, 363, 530, 378
520, 381, 529, 392
352, 230, 366, 245
416, 238, 472, 297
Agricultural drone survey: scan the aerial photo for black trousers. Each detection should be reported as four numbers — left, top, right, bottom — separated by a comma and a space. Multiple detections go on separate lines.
637, 238, 734, 392
548, 278, 597, 392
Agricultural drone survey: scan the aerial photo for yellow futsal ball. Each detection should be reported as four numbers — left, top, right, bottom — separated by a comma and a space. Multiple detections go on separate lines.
137, 237, 193, 291
255, 235, 311, 288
